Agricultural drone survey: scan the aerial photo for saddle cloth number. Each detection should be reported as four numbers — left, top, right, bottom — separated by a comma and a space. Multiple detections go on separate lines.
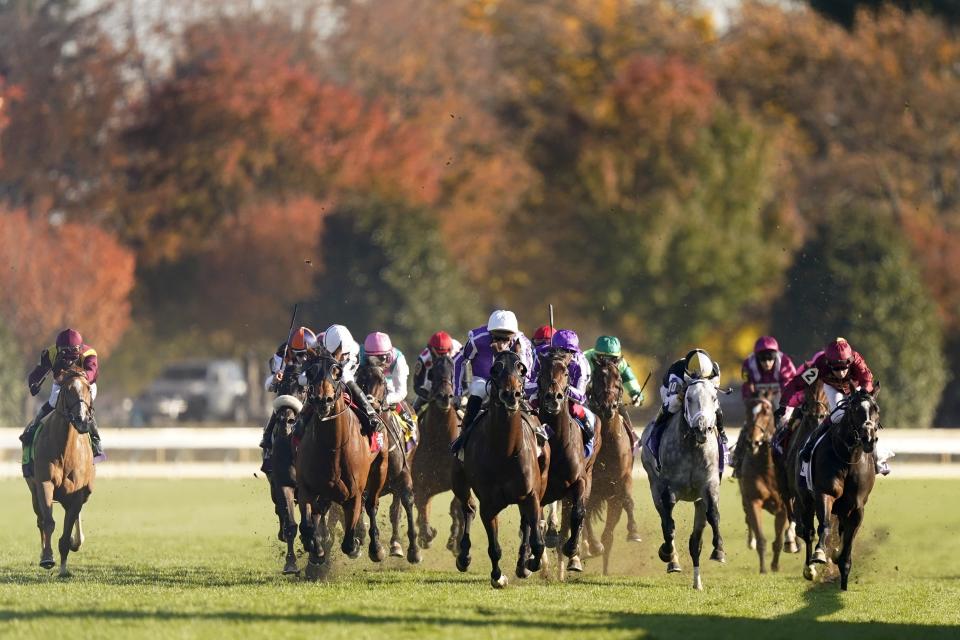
801, 368, 819, 385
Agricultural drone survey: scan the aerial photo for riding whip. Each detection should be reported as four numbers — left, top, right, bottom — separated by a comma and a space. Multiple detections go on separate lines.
280, 303, 300, 366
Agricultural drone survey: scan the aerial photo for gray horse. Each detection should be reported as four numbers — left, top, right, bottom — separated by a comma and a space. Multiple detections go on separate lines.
640, 378, 726, 590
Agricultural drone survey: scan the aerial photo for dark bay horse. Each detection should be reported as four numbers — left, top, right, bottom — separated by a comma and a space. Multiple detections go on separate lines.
640, 378, 725, 590
537, 349, 595, 574
452, 351, 549, 588
794, 388, 880, 590
584, 358, 642, 575
356, 361, 421, 564
26, 366, 94, 576
738, 396, 790, 574
410, 355, 461, 552
296, 354, 389, 579
267, 389, 307, 575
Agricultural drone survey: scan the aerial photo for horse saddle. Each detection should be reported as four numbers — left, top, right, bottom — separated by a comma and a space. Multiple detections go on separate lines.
799, 431, 829, 493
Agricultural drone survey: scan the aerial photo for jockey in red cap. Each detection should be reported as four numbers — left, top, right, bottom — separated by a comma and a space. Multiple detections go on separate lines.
20, 329, 103, 477
412, 331, 463, 412
532, 325, 556, 350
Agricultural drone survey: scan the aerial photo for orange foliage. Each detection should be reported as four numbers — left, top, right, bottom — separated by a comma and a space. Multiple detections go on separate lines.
0, 209, 136, 360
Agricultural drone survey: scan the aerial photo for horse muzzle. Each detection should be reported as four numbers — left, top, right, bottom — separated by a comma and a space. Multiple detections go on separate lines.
434, 393, 453, 410
499, 388, 523, 411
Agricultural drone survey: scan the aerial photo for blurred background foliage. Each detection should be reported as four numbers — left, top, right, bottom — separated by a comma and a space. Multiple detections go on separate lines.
0, 0, 957, 425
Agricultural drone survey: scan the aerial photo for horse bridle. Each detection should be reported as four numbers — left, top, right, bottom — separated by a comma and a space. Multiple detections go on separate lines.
830, 395, 879, 462
56, 370, 93, 430
537, 352, 569, 416
428, 358, 455, 409
589, 361, 622, 418
307, 355, 349, 423
488, 353, 528, 412
682, 379, 717, 441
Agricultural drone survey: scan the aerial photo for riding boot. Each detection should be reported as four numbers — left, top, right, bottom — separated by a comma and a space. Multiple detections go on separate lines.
649, 407, 675, 470
19, 403, 53, 445
716, 408, 728, 447
259, 413, 278, 450
731, 426, 749, 479
87, 414, 105, 460
451, 396, 482, 455
412, 396, 426, 414
348, 380, 381, 437
618, 405, 638, 451
800, 419, 832, 463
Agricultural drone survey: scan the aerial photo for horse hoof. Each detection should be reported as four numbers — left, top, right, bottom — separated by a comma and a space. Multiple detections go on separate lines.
58, 569, 72, 579
710, 549, 726, 564
491, 574, 508, 589
526, 554, 543, 573
516, 563, 531, 579
626, 532, 643, 543
812, 548, 827, 564
588, 542, 605, 557
304, 561, 322, 581
803, 564, 816, 581
283, 557, 299, 575
390, 541, 404, 557
785, 541, 799, 554
545, 528, 560, 549
771, 563, 779, 573
428, 526, 438, 541
456, 554, 471, 572
658, 544, 673, 563
446, 537, 456, 552
39, 558, 55, 571
370, 544, 385, 563
747, 533, 757, 550
567, 556, 583, 573
407, 548, 422, 565
419, 536, 432, 550
667, 561, 682, 573
693, 576, 703, 591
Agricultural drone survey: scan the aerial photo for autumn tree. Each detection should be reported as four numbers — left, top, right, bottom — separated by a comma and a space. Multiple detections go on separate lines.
772, 209, 945, 428
0, 208, 136, 360
807, 0, 960, 28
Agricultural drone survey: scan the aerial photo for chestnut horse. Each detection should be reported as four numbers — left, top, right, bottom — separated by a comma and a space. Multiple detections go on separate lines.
25, 366, 94, 576
452, 351, 549, 588
584, 358, 642, 575
794, 388, 880, 590
537, 350, 595, 575
355, 361, 421, 564
410, 355, 461, 553
296, 354, 389, 579
738, 395, 790, 574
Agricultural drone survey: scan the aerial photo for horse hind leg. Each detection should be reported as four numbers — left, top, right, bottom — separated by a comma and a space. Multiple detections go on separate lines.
771, 507, 788, 573
389, 492, 404, 558
743, 498, 766, 574
602, 495, 625, 576
690, 500, 707, 590
70, 511, 84, 552
281, 486, 299, 575
58, 502, 82, 578
401, 483, 421, 564
837, 509, 864, 591
35, 481, 56, 570
544, 501, 561, 549
622, 478, 643, 543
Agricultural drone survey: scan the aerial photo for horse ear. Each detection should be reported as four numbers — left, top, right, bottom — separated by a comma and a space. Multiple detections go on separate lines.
491, 360, 504, 379
871, 381, 881, 400
518, 362, 528, 377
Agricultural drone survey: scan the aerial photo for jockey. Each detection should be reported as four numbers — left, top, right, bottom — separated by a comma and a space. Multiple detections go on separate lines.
451, 309, 535, 454
527, 329, 597, 449
298, 324, 383, 436
361, 331, 417, 442
532, 325, 556, 351
20, 329, 103, 477
583, 336, 645, 448
779, 337, 888, 474
647, 349, 727, 465
258, 326, 317, 472
731, 336, 796, 477
412, 331, 463, 412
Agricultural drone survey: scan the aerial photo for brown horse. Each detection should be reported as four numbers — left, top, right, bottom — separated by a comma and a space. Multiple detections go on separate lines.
452, 351, 549, 588
296, 354, 389, 579
355, 361, 421, 564
775, 382, 828, 543
537, 350, 596, 574
409, 355, 462, 553
25, 366, 95, 576
584, 358, 642, 575
738, 396, 790, 574
794, 388, 880, 590
266, 390, 307, 575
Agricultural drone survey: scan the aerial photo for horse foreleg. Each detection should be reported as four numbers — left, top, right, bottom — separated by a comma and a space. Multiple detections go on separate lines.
516, 508, 532, 580
281, 486, 299, 574
564, 484, 587, 573
544, 500, 560, 549
771, 507, 787, 573
480, 504, 506, 588
743, 497, 766, 574
389, 492, 403, 558
622, 475, 642, 543
400, 482, 421, 564
447, 495, 461, 553
602, 494, 624, 576
57, 501, 81, 578
837, 508, 864, 591
363, 489, 386, 563
415, 489, 435, 549
70, 511, 84, 552
690, 500, 707, 590
813, 492, 835, 565
452, 467, 474, 572
705, 485, 725, 563
34, 480, 56, 570
654, 486, 680, 572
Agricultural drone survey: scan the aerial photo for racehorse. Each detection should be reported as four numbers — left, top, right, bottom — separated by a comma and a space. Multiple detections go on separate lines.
266, 376, 309, 575
452, 351, 549, 588
775, 382, 828, 550
584, 358, 642, 575
355, 361, 421, 564
25, 365, 94, 576
738, 395, 790, 574
794, 388, 880, 590
640, 378, 725, 590
409, 355, 462, 553
296, 353, 389, 579
536, 349, 595, 575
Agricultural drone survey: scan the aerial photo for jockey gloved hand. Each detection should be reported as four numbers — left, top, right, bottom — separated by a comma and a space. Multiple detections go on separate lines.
631, 393, 644, 407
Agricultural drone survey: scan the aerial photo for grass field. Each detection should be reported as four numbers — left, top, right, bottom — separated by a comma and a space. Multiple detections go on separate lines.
1, 476, 959, 639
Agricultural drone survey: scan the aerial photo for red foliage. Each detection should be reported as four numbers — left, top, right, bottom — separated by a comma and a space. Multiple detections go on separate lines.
0, 209, 136, 360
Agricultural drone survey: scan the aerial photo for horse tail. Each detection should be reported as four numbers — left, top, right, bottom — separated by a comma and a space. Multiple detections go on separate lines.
587, 491, 606, 527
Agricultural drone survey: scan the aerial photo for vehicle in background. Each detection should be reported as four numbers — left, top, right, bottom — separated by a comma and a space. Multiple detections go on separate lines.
133, 359, 249, 425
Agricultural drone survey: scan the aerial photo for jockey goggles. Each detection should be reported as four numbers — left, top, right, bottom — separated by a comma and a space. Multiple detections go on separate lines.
758, 350, 777, 361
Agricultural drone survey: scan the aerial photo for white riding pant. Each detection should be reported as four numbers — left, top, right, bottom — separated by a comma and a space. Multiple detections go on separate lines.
468, 377, 489, 402
48, 382, 98, 407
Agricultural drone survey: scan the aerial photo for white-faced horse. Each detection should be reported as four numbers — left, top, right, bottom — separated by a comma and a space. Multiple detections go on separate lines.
641, 378, 725, 590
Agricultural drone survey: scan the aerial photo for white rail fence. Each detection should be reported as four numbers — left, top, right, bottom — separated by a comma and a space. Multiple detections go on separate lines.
2, 427, 959, 479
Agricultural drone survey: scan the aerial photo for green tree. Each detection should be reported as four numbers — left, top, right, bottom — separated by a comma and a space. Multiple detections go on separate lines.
772, 210, 946, 428
0, 316, 25, 427
807, 0, 960, 28
311, 197, 481, 356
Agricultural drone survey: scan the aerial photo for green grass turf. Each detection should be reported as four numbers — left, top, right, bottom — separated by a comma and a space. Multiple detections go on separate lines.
0, 476, 958, 639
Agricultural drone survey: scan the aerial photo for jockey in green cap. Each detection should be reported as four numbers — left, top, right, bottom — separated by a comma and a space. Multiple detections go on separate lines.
584, 335, 645, 449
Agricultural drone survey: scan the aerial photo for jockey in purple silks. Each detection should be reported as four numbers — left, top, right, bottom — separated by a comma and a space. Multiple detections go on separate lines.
526, 329, 598, 454
731, 336, 797, 478
20, 328, 104, 477
451, 310, 536, 455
